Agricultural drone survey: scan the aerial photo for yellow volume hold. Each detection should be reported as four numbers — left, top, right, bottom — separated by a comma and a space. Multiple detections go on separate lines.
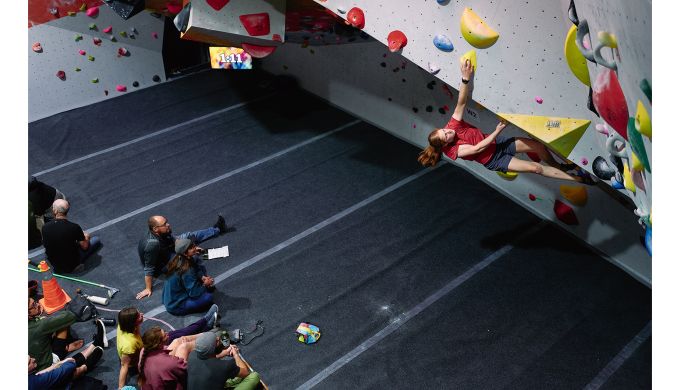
460, 8, 499, 49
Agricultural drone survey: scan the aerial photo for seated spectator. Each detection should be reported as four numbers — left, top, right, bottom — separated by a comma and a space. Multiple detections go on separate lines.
28, 345, 103, 390
41, 199, 101, 274
28, 296, 82, 371
29, 176, 66, 230
136, 214, 228, 300
163, 239, 216, 316
29, 200, 42, 249
188, 332, 260, 390
118, 305, 219, 389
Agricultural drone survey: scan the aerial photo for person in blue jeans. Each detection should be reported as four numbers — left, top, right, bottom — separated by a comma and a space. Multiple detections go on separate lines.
136, 214, 228, 300
163, 238, 216, 315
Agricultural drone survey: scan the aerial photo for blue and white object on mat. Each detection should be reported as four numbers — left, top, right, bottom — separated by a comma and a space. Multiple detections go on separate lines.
296, 322, 321, 344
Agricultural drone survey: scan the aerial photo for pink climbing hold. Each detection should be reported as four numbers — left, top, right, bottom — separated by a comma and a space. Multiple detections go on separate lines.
93, 37, 102, 46
595, 123, 609, 136
554, 200, 579, 225
152, 32, 158, 39
387, 30, 407, 52
103, 26, 113, 33
347, 7, 365, 29
116, 85, 127, 92
86, 6, 99, 17
79, 50, 86, 55
56, 70, 66, 80
241, 43, 276, 58
535, 96, 543, 104
580, 157, 588, 166
206, 0, 230, 11
32, 42, 43, 53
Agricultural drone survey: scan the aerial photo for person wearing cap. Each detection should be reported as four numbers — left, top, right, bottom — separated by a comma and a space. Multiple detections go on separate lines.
136, 214, 228, 300
162, 238, 216, 316
187, 332, 260, 390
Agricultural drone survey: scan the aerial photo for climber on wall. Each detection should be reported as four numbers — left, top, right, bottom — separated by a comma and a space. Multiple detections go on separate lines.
418, 59, 594, 184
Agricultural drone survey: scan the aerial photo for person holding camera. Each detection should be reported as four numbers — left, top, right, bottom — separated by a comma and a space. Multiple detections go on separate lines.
187, 331, 260, 390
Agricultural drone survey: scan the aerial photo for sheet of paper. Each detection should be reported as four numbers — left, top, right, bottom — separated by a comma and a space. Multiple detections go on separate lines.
207, 246, 229, 259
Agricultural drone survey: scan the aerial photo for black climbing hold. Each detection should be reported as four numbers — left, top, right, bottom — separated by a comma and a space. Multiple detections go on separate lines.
412, 107, 418, 113
380, 62, 386, 67
388, 97, 392, 101
132, 81, 139, 87
152, 75, 161, 82
592, 156, 616, 180
587, 88, 600, 117
402, 79, 406, 83
426, 106, 433, 112
427, 81, 435, 90
360, 32, 369, 40
640, 79, 652, 103
610, 155, 624, 173
568, 0, 579, 26
393, 68, 399, 72
150, 12, 161, 18
438, 108, 446, 114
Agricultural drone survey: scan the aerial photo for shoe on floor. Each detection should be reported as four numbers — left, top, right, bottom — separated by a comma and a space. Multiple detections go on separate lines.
84, 346, 103, 370
93, 318, 108, 348
205, 304, 219, 329
213, 214, 227, 235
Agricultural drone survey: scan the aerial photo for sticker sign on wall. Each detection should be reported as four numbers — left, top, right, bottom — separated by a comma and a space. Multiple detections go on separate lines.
465, 107, 480, 123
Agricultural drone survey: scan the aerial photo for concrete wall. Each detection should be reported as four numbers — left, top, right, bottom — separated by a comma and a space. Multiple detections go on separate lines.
28, 5, 166, 121
259, 0, 652, 285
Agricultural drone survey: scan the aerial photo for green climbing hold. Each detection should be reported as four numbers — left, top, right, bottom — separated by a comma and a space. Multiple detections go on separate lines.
88, 55, 95, 61
68, 11, 76, 16
91, 78, 99, 83
75, 68, 81, 72
80, 3, 87, 11
110, 36, 117, 42
75, 34, 83, 41
119, 31, 127, 37
89, 23, 97, 30
639, 79, 652, 104
626, 118, 650, 173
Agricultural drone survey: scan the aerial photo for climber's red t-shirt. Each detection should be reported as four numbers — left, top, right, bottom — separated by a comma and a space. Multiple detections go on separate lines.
441, 117, 496, 165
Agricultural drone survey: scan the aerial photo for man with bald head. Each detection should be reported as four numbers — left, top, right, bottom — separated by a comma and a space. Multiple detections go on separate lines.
41, 199, 101, 273
136, 214, 227, 299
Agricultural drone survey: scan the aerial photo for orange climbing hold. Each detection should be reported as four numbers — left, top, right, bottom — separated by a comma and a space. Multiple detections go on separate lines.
559, 185, 588, 206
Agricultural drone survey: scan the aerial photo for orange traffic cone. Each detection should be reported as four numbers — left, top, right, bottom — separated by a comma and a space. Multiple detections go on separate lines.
38, 261, 71, 314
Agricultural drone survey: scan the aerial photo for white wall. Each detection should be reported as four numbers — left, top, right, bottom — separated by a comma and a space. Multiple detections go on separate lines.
260, 31, 650, 285
28, 6, 166, 121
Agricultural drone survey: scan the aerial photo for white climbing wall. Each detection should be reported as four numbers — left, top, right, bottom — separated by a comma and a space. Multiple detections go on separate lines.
259, 0, 652, 285
28, 6, 166, 122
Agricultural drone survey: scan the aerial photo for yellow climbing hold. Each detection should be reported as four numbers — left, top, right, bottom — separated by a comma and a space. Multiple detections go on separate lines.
460, 8, 499, 49
496, 114, 591, 158
564, 25, 591, 87
631, 151, 643, 171
496, 171, 518, 180
559, 185, 588, 206
459, 50, 477, 71
597, 31, 618, 48
635, 100, 652, 139
623, 163, 636, 193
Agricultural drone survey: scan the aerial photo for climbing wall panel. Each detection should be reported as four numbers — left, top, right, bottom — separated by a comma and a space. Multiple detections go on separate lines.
260, 4, 651, 284
181, 0, 285, 49
28, 5, 165, 121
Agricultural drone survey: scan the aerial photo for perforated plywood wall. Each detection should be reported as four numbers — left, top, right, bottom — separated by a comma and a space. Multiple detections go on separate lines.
260, 0, 651, 285
28, 6, 166, 121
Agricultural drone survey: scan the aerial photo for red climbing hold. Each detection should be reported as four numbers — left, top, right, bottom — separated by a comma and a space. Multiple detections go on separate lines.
118, 47, 129, 56
242, 43, 276, 58
554, 199, 579, 225
103, 26, 112, 33
528, 193, 537, 201
152, 32, 158, 39
239, 13, 270, 36
166, 2, 182, 14
93, 37, 102, 46
272, 34, 282, 42
592, 68, 629, 140
206, 0, 230, 11
116, 85, 127, 92
387, 30, 407, 52
56, 70, 66, 80
347, 7, 365, 29
32, 42, 43, 52
86, 6, 99, 17
527, 152, 541, 162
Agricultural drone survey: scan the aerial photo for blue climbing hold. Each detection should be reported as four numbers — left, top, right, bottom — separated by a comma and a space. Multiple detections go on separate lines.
433, 34, 454, 52
436, 0, 448, 4
611, 177, 624, 189
644, 226, 652, 256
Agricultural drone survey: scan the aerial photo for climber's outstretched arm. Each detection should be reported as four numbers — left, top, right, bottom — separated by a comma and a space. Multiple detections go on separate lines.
452, 59, 474, 121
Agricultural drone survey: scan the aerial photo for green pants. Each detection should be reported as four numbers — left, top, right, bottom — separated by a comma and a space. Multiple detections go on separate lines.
225, 371, 261, 390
